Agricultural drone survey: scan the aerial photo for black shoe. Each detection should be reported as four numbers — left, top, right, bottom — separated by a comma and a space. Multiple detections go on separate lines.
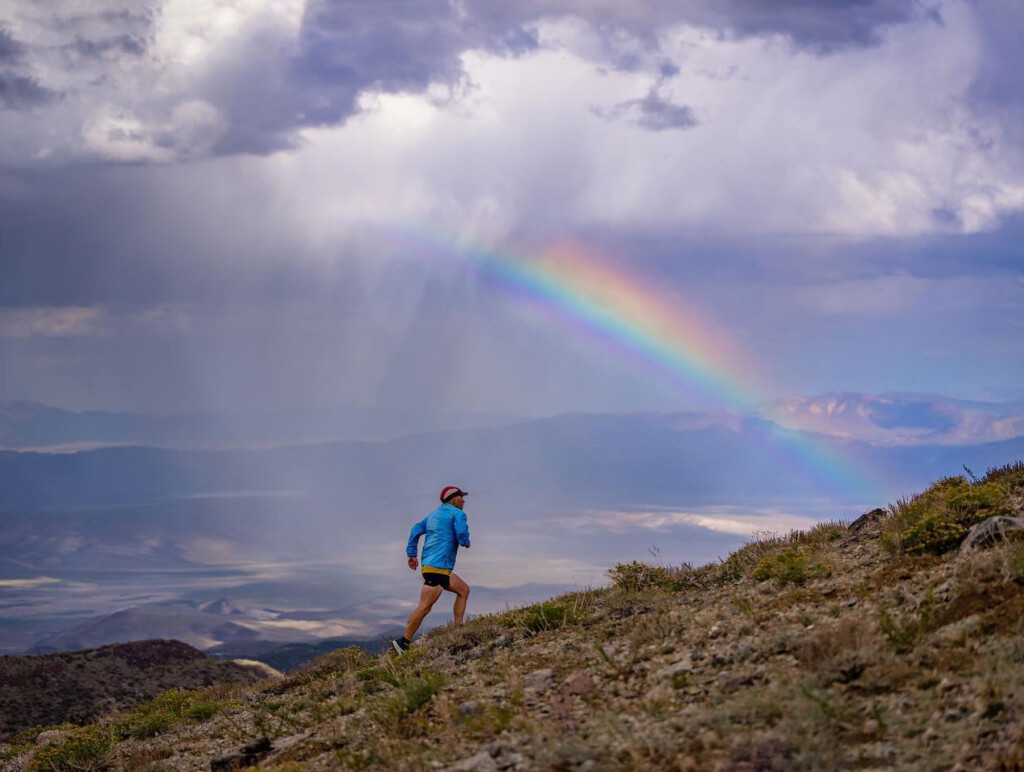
391, 637, 410, 655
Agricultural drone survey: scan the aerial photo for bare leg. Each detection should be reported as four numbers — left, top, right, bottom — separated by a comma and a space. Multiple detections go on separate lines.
446, 573, 471, 626
404, 584, 443, 641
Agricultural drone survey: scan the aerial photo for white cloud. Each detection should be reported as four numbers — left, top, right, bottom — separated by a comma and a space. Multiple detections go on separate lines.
0, 576, 61, 588
235, 1, 1024, 245
0, 306, 106, 338
560, 506, 824, 537
0, 304, 197, 338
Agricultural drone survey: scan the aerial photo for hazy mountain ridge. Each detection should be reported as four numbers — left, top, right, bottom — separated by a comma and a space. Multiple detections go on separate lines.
4, 409, 1024, 512
2, 393, 1022, 454
0, 399, 517, 451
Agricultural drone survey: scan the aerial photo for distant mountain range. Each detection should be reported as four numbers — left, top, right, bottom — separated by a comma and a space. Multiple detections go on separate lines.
2, 407, 1024, 515
2, 392, 1022, 452
0, 399, 517, 451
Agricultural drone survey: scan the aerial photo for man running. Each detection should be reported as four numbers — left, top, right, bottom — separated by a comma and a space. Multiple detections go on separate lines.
392, 486, 471, 655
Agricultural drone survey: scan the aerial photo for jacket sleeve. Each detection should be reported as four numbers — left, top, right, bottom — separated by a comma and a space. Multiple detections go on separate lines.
406, 518, 427, 557
454, 510, 471, 548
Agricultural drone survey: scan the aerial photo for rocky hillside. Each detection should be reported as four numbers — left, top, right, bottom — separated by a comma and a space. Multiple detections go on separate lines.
3, 462, 1024, 771
0, 641, 271, 743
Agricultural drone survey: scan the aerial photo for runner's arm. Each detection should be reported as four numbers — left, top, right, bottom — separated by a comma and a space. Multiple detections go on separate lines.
454, 510, 471, 548
406, 518, 427, 557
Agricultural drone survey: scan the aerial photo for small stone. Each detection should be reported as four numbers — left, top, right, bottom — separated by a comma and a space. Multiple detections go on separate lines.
579, 762, 597, 772
447, 750, 499, 772
563, 671, 594, 696
939, 678, 956, 694
497, 752, 525, 770
655, 656, 694, 680
843, 598, 858, 608
523, 668, 555, 691
863, 718, 880, 736
35, 729, 71, 746
458, 700, 480, 717
710, 652, 730, 667
644, 682, 673, 705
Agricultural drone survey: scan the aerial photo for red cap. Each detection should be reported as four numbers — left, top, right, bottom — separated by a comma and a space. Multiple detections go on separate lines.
440, 486, 468, 503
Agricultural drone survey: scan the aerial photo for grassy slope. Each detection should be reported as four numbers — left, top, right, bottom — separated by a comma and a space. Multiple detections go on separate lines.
4, 464, 1024, 771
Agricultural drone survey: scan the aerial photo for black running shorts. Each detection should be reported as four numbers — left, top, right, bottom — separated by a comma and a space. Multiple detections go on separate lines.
423, 572, 451, 589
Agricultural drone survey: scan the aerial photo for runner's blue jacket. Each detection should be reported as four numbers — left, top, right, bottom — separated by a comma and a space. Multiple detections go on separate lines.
406, 504, 471, 571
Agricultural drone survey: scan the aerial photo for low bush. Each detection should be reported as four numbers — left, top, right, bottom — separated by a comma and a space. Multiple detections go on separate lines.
881, 473, 1020, 556
113, 688, 224, 740
501, 600, 582, 633
879, 596, 936, 652
714, 522, 846, 585
28, 726, 113, 772
371, 667, 445, 735
752, 548, 831, 585
608, 561, 687, 592
982, 461, 1024, 492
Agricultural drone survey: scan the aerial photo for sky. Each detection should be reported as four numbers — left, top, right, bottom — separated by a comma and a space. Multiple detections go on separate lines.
1, 0, 1023, 416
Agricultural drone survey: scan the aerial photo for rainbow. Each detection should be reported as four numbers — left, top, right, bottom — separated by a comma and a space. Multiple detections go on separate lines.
391, 228, 874, 496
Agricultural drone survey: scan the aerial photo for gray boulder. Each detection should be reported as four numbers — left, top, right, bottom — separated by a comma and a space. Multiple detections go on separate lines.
960, 516, 1024, 552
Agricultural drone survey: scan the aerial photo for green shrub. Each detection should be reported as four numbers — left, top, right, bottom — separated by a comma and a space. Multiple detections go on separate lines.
882, 473, 1018, 556
879, 597, 936, 652
711, 525, 845, 585
113, 688, 223, 739
751, 548, 830, 585
372, 669, 446, 731
983, 461, 1024, 491
392, 670, 445, 715
608, 561, 686, 592
497, 600, 584, 633
1006, 542, 1024, 584
903, 511, 969, 556
29, 726, 113, 772
290, 646, 372, 684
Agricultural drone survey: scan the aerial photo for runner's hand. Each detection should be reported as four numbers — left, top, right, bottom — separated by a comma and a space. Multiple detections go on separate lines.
408, 557, 418, 570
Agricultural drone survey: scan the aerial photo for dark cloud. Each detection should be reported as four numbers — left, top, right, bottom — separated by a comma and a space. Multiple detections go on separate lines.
710, 0, 936, 52
0, 0, 936, 161
201, 0, 538, 154
593, 90, 698, 131
0, 27, 24, 62
71, 34, 147, 59
965, 0, 1024, 146
0, 73, 57, 110
632, 93, 697, 130
205, 0, 928, 153
469, 0, 928, 50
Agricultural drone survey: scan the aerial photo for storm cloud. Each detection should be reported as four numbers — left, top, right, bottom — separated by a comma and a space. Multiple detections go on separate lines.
0, 0, 940, 163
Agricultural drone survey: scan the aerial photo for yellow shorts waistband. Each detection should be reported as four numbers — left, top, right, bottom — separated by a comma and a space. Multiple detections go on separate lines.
422, 566, 452, 576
